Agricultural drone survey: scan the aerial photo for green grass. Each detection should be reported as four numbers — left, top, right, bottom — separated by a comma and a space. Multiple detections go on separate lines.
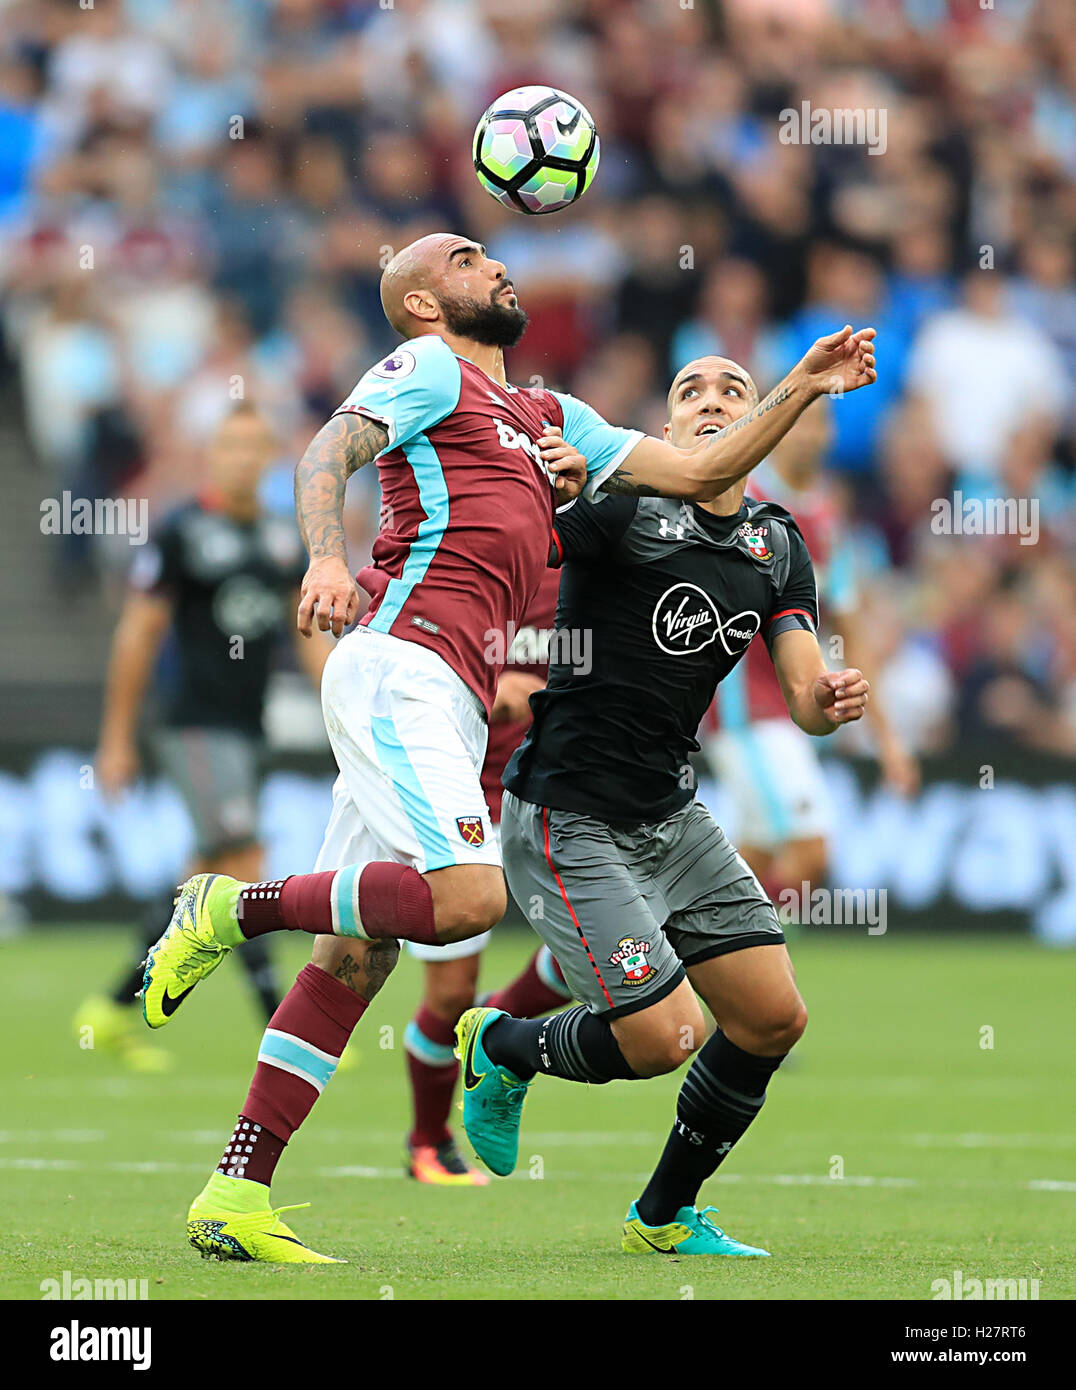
3, 926, 1074, 1300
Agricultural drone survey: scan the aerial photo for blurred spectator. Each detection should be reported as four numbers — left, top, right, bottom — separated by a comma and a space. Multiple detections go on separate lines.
42, 0, 173, 145
907, 269, 1068, 491
18, 275, 120, 481
870, 398, 953, 570
670, 258, 784, 385
613, 195, 700, 374
956, 574, 1076, 755
1008, 229, 1076, 421
886, 222, 957, 339
0, 52, 49, 218
0, 0, 1073, 759
775, 242, 912, 485
858, 586, 954, 756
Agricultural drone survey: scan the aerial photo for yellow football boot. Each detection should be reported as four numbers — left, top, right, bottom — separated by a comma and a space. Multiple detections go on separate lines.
141, 873, 245, 1028
186, 1173, 345, 1264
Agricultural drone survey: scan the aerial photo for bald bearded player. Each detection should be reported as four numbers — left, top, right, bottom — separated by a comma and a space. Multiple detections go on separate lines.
141, 233, 877, 1263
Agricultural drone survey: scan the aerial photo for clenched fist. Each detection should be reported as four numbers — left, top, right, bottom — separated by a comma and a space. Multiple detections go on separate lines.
297, 556, 359, 638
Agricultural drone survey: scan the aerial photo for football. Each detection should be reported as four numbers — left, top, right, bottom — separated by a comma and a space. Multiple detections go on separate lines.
473, 85, 600, 215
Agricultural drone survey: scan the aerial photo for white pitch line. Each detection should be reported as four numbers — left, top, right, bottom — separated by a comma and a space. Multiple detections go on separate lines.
746, 1174, 917, 1188
908, 1133, 1076, 1150
316, 1166, 1068, 1193
0, 1157, 208, 1174
0, 1129, 107, 1144
21, 1127, 1063, 1155
160, 1129, 668, 1147
311, 1165, 919, 1186
2, 1156, 1072, 1195
0, 1158, 80, 1170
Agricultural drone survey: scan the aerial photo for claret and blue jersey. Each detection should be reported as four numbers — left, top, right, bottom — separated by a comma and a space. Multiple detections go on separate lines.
334, 335, 642, 712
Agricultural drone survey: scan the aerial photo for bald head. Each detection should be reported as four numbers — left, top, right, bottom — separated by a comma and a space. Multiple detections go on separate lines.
663, 355, 761, 515
378, 232, 528, 348
666, 356, 758, 417
664, 354, 760, 462
379, 233, 463, 336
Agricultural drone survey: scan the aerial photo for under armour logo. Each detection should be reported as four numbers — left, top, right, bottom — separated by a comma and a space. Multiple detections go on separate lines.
659, 516, 685, 541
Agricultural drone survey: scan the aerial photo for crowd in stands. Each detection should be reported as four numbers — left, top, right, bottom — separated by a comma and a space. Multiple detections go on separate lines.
2, 0, 1074, 754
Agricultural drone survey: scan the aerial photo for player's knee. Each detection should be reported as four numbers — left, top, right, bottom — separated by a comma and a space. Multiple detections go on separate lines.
311, 935, 355, 976
311, 935, 401, 996
436, 880, 507, 942
786, 998, 809, 1048
660, 1005, 707, 1070
755, 996, 808, 1054
630, 1037, 691, 1077
451, 886, 505, 937
620, 1002, 705, 1077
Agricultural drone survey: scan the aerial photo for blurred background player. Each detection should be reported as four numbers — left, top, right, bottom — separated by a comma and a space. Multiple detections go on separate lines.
702, 402, 919, 907
403, 566, 572, 1185
75, 403, 329, 1068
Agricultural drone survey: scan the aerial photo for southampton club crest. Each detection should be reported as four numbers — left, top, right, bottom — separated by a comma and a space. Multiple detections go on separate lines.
738, 522, 773, 562
609, 936, 654, 986
456, 816, 485, 847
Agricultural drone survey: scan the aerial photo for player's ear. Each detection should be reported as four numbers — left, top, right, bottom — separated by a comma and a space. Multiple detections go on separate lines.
403, 288, 439, 324
662, 422, 671, 441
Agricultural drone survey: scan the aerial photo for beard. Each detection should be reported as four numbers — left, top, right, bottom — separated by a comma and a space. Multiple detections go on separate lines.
439, 285, 529, 347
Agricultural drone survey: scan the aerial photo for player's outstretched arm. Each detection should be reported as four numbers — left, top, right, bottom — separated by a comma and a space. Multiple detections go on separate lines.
295, 413, 389, 637
771, 629, 870, 737
601, 326, 877, 501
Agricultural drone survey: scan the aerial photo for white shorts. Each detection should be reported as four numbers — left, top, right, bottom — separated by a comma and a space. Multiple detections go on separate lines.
314, 627, 500, 886
703, 717, 834, 852
406, 824, 500, 962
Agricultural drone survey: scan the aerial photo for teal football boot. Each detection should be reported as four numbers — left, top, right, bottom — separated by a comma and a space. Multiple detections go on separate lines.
454, 1007, 531, 1176
622, 1201, 771, 1256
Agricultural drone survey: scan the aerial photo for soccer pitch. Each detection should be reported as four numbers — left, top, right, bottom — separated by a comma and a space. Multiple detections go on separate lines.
4, 927, 1073, 1301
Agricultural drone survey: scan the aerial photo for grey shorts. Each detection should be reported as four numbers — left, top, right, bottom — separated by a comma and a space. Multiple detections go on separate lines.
500, 792, 784, 1019
155, 726, 263, 858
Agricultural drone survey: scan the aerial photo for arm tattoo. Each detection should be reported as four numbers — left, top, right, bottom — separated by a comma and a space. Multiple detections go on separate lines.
600, 382, 797, 498
294, 413, 389, 563
600, 468, 664, 498
332, 941, 400, 1000
717, 383, 793, 437
333, 951, 362, 990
